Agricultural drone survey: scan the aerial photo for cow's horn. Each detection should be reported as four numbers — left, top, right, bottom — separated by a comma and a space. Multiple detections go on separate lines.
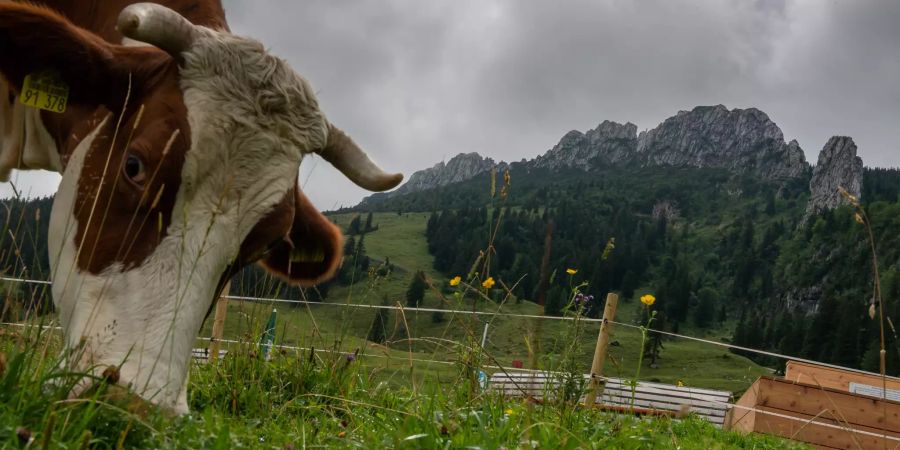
317, 124, 403, 192
117, 3, 199, 57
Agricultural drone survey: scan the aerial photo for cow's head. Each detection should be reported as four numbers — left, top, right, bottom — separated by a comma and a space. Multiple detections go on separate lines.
0, 3, 401, 412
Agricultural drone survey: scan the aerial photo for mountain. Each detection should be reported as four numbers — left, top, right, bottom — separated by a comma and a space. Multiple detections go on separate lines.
375, 105, 818, 206
805, 136, 864, 217
533, 120, 638, 170
390, 153, 499, 197
346, 103, 900, 376
635, 106, 808, 180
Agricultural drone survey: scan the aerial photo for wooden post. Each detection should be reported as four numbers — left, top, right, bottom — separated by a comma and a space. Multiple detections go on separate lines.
584, 292, 619, 407
208, 282, 230, 362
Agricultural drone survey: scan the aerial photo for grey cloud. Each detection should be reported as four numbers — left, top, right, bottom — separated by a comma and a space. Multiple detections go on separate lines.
5, 1, 900, 209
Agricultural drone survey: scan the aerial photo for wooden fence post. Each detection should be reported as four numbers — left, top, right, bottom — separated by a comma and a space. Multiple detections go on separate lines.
208, 282, 230, 362
584, 292, 619, 407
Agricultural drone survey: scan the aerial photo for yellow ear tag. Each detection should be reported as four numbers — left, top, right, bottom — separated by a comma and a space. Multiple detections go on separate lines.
19, 71, 69, 114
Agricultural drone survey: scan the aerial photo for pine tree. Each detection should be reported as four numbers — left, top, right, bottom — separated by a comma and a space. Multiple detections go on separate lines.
406, 271, 427, 307
347, 214, 362, 235
693, 287, 717, 328
364, 212, 375, 232
367, 307, 389, 344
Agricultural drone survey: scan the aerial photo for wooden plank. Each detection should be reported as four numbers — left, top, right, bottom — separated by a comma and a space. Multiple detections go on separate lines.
752, 406, 900, 450
490, 372, 732, 397
726, 377, 760, 432
489, 375, 732, 406
785, 361, 900, 397
491, 376, 729, 425
755, 376, 900, 433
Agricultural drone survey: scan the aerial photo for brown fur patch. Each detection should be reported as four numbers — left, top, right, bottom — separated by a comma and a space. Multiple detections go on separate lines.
258, 188, 343, 286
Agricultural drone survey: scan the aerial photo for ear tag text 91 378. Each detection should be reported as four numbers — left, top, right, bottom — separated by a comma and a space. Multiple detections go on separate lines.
19, 71, 69, 114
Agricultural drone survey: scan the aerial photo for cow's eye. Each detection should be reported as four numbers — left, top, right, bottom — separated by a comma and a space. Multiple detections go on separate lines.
123, 154, 146, 185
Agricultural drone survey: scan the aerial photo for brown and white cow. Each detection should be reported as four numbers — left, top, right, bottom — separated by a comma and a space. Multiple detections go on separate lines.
0, 1, 401, 413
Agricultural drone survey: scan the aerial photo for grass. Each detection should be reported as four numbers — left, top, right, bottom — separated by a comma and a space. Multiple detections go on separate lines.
0, 192, 785, 448
0, 323, 810, 449
241, 211, 773, 394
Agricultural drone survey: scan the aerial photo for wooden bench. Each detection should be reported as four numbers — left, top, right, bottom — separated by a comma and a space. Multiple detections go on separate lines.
191, 347, 228, 363
489, 371, 733, 426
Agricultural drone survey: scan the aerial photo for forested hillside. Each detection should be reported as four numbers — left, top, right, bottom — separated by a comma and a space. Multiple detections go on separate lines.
351, 163, 900, 375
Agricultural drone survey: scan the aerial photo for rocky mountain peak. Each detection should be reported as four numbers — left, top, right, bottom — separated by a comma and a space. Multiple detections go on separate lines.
636, 105, 808, 180
534, 120, 638, 170
806, 136, 863, 216
389, 152, 497, 197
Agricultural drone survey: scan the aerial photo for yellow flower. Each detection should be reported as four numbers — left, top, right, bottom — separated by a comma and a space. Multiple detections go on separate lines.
677, 380, 685, 388
449, 276, 462, 286
854, 213, 865, 225
482, 277, 496, 289
640, 294, 656, 306
505, 408, 515, 415
566, 268, 578, 275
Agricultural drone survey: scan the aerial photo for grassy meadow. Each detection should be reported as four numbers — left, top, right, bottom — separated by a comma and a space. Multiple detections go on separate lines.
0, 208, 797, 448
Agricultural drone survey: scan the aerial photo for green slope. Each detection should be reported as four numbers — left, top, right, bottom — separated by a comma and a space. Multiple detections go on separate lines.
202, 211, 771, 394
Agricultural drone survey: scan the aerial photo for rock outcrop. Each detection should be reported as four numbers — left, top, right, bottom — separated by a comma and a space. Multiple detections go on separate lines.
367, 105, 861, 202
636, 105, 808, 180
390, 152, 497, 197
805, 136, 863, 216
533, 106, 808, 180
533, 121, 638, 170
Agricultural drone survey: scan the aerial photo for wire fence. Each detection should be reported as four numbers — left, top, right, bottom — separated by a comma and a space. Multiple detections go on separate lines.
1, 274, 895, 383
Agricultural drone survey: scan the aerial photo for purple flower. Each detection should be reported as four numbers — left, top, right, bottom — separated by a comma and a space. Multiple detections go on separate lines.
574, 293, 594, 307
345, 353, 356, 363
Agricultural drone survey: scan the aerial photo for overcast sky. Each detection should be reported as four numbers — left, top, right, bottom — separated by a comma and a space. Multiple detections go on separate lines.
4, 0, 900, 209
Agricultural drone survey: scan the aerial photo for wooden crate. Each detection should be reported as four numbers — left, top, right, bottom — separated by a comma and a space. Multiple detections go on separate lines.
785, 361, 900, 400
489, 371, 732, 426
726, 376, 900, 449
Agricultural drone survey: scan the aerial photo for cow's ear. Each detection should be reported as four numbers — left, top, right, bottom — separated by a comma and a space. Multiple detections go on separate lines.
0, 3, 138, 106
258, 189, 343, 286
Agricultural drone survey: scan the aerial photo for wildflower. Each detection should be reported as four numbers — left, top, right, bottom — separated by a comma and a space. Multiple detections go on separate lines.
640, 294, 656, 306
574, 293, 594, 307
566, 268, 578, 275
855, 212, 865, 224
338, 431, 346, 438
345, 353, 356, 363
449, 276, 461, 286
482, 277, 495, 289
677, 380, 685, 388
505, 408, 515, 416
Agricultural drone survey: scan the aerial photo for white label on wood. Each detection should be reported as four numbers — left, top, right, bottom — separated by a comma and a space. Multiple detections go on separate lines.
849, 382, 900, 401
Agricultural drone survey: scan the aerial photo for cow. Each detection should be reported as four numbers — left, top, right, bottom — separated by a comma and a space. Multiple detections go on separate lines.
0, 1, 402, 413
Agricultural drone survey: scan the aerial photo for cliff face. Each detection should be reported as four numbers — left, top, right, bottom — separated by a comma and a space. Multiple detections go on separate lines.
533, 121, 638, 170
372, 105, 863, 204
390, 152, 497, 196
806, 136, 864, 216
635, 106, 809, 180
534, 106, 809, 180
